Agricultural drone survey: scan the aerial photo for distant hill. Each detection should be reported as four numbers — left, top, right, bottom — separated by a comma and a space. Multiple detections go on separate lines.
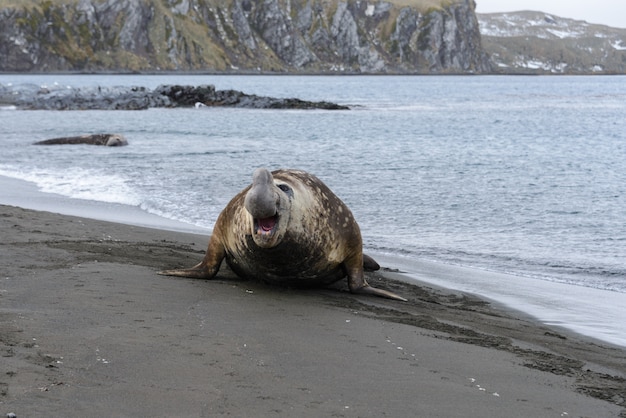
477, 11, 626, 74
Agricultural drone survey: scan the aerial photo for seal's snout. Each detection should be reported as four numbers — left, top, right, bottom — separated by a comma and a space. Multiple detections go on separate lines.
105, 134, 128, 147
244, 168, 279, 219
245, 168, 285, 247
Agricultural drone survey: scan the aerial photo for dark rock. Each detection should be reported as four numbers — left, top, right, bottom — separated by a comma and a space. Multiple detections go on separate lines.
157, 85, 349, 109
153, 84, 217, 107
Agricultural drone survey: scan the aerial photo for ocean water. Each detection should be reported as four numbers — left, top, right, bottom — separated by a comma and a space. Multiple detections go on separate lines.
1, 74, 625, 345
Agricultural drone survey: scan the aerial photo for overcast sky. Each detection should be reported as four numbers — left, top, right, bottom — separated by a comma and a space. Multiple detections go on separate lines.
475, 0, 626, 29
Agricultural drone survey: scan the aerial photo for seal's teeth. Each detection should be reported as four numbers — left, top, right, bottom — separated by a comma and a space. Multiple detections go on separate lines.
255, 225, 273, 236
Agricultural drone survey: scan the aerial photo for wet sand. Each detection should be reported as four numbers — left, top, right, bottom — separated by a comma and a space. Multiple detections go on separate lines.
1, 205, 625, 417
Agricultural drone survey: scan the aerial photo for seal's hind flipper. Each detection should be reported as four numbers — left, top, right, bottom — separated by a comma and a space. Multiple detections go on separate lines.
355, 284, 408, 302
363, 254, 380, 271
345, 255, 406, 301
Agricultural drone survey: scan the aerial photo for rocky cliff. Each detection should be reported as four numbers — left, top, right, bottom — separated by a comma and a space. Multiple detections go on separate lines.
0, 0, 491, 73
478, 11, 626, 74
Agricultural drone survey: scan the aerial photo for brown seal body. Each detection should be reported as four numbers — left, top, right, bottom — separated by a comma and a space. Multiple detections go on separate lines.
159, 168, 406, 301
33, 134, 127, 146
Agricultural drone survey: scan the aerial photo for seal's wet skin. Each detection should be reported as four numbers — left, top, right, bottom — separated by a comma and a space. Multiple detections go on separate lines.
33, 133, 128, 146
159, 168, 406, 301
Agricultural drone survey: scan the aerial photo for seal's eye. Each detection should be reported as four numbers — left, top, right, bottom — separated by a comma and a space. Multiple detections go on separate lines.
277, 184, 293, 197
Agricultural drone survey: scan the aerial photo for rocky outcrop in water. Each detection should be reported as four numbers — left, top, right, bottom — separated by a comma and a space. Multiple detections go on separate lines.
0, 0, 491, 74
0, 83, 349, 110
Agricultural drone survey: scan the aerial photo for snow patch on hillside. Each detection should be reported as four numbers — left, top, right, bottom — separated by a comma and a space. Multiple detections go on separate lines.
478, 12, 589, 39
477, 11, 626, 74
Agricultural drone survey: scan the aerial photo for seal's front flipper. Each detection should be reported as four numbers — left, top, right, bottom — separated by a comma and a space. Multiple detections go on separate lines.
160, 234, 226, 280
355, 284, 408, 302
158, 262, 216, 279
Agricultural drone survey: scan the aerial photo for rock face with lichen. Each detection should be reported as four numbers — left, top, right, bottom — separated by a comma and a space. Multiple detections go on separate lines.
0, 0, 491, 74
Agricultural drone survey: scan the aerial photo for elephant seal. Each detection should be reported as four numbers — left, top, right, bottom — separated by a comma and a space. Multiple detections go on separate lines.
159, 168, 406, 301
33, 133, 127, 147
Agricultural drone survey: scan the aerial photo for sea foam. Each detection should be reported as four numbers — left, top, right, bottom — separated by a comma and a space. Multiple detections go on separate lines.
0, 166, 141, 206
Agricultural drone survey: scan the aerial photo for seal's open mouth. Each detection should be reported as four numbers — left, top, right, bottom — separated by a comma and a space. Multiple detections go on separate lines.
255, 215, 278, 236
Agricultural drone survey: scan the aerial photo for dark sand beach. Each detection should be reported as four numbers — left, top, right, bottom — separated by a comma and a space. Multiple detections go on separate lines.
1, 204, 625, 417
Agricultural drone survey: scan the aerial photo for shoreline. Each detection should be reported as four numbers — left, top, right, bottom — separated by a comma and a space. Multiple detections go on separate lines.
2, 174, 625, 348
1, 204, 625, 416
0, 175, 209, 235
375, 252, 626, 348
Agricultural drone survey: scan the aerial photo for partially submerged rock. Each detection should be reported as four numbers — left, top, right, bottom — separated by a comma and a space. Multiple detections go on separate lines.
34, 134, 128, 146
1, 83, 349, 111
155, 85, 349, 110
